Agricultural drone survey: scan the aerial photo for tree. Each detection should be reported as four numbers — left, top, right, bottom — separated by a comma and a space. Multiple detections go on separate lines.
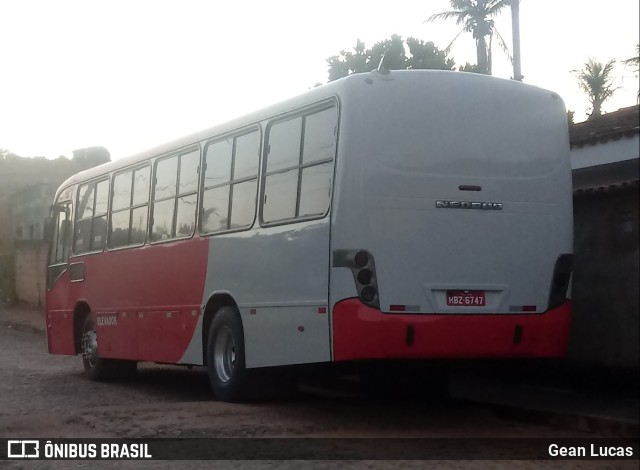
577, 58, 617, 120
369, 35, 408, 72
427, 0, 511, 75
623, 44, 640, 72
327, 39, 368, 81
458, 62, 486, 73
406, 38, 456, 70
0, 148, 20, 161
327, 35, 454, 81
623, 44, 639, 101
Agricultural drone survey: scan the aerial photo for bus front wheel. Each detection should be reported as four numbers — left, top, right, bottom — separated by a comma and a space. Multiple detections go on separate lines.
80, 315, 136, 381
206, 307, 248, 402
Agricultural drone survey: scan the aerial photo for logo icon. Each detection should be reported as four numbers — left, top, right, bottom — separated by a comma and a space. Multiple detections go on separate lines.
7, 440, 40, 459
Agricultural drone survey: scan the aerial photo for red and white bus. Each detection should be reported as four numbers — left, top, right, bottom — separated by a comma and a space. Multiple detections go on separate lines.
46, 70, 573, 401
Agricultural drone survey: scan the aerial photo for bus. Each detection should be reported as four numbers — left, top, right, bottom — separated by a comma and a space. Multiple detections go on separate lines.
45, 70, 573, 402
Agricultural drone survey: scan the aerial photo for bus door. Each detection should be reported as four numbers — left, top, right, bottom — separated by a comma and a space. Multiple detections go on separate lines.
45, 198, 75, 355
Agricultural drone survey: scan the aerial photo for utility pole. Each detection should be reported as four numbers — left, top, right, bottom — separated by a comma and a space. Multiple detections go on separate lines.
511, 0, 523, 81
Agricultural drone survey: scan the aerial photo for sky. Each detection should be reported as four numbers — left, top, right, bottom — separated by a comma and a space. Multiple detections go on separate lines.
1, 0, 638, 161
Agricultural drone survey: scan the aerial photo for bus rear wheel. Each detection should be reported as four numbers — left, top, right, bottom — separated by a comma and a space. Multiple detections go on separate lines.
80, 315, 136, 381
206, 307, 249, 402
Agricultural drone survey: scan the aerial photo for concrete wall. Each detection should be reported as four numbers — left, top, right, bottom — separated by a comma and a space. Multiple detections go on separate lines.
14, 240, 48, 307
0, 195, 14, 256
568, 186, 639, 371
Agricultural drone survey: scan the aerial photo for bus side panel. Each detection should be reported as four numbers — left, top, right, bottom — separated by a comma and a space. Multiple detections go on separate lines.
67, 238, 209, 363
332, 298, 571, 361
95, 308, 199, 363
94, 308, 138, 360
201, 219, 332, 369
46, 270, 75, 355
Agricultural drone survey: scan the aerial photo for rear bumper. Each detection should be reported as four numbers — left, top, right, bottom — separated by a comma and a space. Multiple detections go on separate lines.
332, 299, 571, 361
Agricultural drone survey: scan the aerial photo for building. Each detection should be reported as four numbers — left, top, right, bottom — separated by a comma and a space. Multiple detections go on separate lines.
11, 183, 55, 241
8, 184, 56, 307
0, 148, 110, 305
568, 105, 639, 372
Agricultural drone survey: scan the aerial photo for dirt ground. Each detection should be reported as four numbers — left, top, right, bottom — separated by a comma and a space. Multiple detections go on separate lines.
0, 305, 636, 469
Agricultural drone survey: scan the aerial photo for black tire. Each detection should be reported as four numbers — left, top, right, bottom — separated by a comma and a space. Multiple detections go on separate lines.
206, 307, 249, 402
80, 315, 137, 381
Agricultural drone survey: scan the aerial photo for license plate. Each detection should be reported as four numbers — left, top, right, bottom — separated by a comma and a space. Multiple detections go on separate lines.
446, 290, 486, 306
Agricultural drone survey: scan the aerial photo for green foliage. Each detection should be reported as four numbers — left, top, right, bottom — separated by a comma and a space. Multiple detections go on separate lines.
370, 35, 408, 71
622, 44, 639, 73
577, 58, 617, 119
567, 110, 575, 126
1, 148, 21, 161
406, 38, 456, 70
458, 62, 489, 74
327, 35, 455, 82
427, 0, 511, 75
623, 45, 639, 101
327, 39, 368, 81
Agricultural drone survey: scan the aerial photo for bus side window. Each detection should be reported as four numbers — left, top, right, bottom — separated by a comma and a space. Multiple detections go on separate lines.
92, 180, 109, 251
299, 107, 336, 217
74, 179, 109, 254
110, 166, 150, 248
151, 148, 199, 242
229, 131, 260, 230
201, 129, 260, 234
131, 167, 150, 244
299, 163, 333, 217
176, 150, 199, 236
50, 203, 72, 265
262, 105, 337, 224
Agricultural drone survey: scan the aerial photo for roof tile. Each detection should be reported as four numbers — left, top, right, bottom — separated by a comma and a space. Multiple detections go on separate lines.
569, 105, 639, 148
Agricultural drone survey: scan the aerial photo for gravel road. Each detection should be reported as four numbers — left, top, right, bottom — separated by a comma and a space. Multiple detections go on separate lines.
0, 306, 635, 469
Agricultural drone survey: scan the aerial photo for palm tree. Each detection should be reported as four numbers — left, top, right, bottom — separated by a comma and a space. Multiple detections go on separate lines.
577, 58, 617, 120
623, 45, 639, 102
427, 0, 511, 75
622, 44, 639, 72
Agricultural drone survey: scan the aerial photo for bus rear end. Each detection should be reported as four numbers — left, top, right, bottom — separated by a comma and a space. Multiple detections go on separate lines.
330, 70, 572, 362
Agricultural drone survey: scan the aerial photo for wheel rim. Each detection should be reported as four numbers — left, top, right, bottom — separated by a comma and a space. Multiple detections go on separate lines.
213, 326, 236, 383
81, 328, 98, 368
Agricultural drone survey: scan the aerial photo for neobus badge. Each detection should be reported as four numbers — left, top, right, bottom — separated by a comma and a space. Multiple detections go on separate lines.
435, 200, 503, 210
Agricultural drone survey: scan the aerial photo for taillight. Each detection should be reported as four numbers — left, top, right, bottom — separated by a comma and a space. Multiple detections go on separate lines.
548, 254, 573, 310
357, 269, 373, 285
354, 251, 369, 268
351, 251, 379, 308
360, 286, 377, 303
333, 249, 380, 309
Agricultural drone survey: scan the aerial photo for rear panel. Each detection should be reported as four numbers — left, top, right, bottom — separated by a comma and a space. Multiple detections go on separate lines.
329, 71, 572, 360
